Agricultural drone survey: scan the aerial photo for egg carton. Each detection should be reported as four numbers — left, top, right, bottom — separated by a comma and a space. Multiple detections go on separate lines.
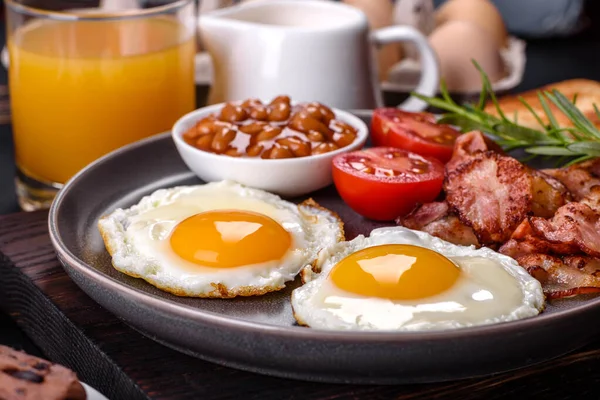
382, 36, 527, 96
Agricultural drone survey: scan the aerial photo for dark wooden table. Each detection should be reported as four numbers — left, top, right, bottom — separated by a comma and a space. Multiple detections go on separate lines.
3, 5, 600, 399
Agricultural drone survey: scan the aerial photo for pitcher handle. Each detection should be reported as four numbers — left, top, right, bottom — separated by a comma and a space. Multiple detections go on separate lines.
370, 26, 440, 112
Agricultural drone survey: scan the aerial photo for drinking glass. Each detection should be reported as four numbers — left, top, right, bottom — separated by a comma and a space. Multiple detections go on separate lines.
6, 0, 197, 210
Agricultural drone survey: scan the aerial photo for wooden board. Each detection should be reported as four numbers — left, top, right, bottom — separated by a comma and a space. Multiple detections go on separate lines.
1, 210, 600, 400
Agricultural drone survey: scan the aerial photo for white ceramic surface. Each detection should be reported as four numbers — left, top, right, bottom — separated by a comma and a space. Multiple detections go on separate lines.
198, 0, 439, 112
82, 382, 109, 400
171, 102, 368, 197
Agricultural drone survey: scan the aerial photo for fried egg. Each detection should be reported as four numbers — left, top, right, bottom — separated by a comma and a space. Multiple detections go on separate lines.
98, 180, 344, 298
291, 227, 544, 331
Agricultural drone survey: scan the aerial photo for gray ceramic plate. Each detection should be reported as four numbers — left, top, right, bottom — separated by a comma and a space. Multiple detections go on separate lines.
49, 132, 600, 385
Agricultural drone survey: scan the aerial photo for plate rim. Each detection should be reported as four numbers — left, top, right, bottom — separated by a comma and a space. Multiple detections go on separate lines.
82, 382, 109, 400
49, 132, 600, 343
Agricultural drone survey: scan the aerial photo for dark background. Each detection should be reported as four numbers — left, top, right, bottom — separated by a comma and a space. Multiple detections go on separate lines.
1, 0, 600, 386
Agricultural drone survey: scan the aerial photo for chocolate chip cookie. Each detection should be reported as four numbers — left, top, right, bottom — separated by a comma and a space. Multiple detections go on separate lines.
0, 345, 86, 400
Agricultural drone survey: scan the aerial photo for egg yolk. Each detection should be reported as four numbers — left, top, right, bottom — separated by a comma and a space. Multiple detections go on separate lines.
169, 210, 292, 268
330, 244, 460, 300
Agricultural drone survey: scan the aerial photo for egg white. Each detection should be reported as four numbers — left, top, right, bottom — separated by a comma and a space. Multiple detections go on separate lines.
291, 227, 545, 331
98, 180, 344, 298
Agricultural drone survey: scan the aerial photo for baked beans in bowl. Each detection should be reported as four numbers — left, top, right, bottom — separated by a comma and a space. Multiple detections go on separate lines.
172, 96, 368, 197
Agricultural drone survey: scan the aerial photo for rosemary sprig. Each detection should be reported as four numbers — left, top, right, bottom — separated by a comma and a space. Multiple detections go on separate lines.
412, 61, 600, 166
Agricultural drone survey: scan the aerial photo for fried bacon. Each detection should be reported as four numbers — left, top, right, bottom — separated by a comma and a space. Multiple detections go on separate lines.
580, 186, 600, 212
516, 253, 600, 299
530, 170, 569, 218
398, 202, 479, 247
543, 159, 600, 201
446, 131, 504, 172
399, 201, 449, 227
499, 220, 579, 259
444, 151, 532, 245
392, 128, 600, 300
529, 202, 600, 257
579, 158, 600, 175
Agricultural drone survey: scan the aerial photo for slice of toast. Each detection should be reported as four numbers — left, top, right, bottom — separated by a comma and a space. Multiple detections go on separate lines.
484, 79, 600, 130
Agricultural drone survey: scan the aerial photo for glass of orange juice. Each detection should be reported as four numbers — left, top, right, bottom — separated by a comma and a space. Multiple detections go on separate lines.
6, 0, 197, 210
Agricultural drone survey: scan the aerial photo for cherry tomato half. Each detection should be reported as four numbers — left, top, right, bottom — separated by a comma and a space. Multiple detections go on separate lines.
371, 109, 460, 163
332, 147, 445, 221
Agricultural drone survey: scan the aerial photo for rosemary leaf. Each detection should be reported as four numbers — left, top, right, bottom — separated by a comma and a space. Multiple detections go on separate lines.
567, 141, 600, 156
547, 90, 600, 139
436, 115, 488, 134
519, 95, 550, 136
493, 122, 560, 145
500, 142, 529, 152
440, 80, 454, 105
564, 154, 595, 167
411, 92, 461, 113
476, 82, 488, 110
473, 61, 510, 122
413, 62, 600, 167
537, 92, 559, 130
525, 146, 580, 156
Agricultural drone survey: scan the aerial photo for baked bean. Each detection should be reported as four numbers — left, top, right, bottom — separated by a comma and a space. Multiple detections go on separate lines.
196, 117, 217, 136
255, 126, 282, 142
239, 121, 267, 135
195, 134, 214, 151
225, 148, 242, 157
269, 95, 291, 107
211, 125, 236, 153
289, 111, 330, 136
241, 98, 262, 109
277, 137, 311, 158
182, 95, 357, 159
219, 103, 248, 122
312, 142, 339, 155
333, 132, 355, 148
263, 144, 294, 159
268, 97, 291, 121
183, 129, 200, 141
330, 119, 357, 136
329, 120, 356, 147
242, 98, 269, 120
184, 117, 215, 141
306, 130, 325, 142
250, 105, 269, 120
246, 144, 265, 157
305, 102, 335, 124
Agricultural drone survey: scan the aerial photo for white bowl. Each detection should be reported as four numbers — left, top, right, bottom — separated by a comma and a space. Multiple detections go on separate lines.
172, 103, 368, 197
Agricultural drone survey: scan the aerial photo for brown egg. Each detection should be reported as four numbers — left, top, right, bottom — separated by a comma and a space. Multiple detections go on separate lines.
343, 0, 402, 82
429, 20, 505, 92
435, 0, 508, 48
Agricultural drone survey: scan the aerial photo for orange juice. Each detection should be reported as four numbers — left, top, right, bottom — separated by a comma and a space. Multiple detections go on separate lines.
9, 17, 196, 184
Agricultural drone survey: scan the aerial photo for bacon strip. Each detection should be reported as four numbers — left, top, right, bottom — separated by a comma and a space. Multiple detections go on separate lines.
529, 202, 600, 257
500, 237, 579, 260
445, 152, 532, 244
516, 253, 600, 299
543, 159, 600, 201
580, 186, 600, 212
446, 131, 504, 173
530, 170, 569, 218
398, 202, 449, 228
499, 219, 579, 259
398, 202, 479, 247
397, 130, 600, 300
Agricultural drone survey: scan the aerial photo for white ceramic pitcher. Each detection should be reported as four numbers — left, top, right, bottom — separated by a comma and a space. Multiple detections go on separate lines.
198, 0, 439, 113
